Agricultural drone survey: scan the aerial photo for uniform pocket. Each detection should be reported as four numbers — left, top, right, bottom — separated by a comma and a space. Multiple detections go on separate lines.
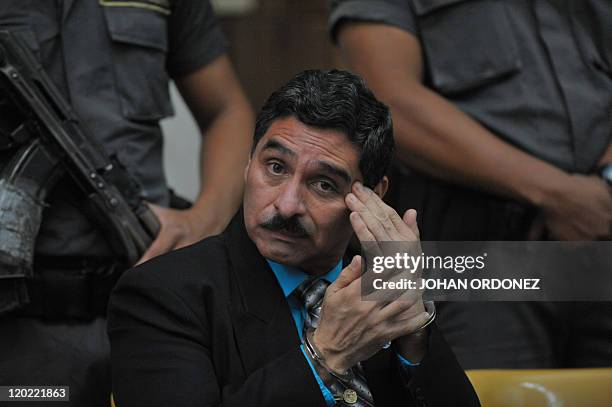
413, 0, 522, 95
101, 2, 174, 121
3, 25, 41, 60
576, 0, 612, 78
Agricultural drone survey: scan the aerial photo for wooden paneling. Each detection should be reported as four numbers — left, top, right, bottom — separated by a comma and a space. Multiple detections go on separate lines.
219, 0, 345, 111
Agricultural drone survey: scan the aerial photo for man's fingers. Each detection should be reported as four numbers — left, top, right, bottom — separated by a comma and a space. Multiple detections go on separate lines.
347, 192, 387, 239
347, 183, 421, 243
402, 209, 420, 240
392, 311, 431, 338
329, 255, 362, 292
384, 209, 411, 239
354, 181, 392, 217
378, 297, 419, 320
349, 211, 376, 242
349, 183, 412, 240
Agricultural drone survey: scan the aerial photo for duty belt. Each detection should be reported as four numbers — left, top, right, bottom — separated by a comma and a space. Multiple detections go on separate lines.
8, 257, 125, 319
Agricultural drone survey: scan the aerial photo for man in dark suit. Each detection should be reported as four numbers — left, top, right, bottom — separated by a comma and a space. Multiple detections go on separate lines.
108, 70, 480, 407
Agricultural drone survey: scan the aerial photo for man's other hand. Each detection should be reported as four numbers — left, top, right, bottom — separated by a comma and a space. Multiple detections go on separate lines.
312, 182, 430, 373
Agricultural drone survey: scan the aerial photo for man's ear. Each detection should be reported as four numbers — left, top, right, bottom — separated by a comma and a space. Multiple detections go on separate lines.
373, 176, 389, 199
244, 158, 251, 182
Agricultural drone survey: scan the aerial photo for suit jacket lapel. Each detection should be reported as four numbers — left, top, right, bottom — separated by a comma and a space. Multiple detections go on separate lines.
222, 211, 415, 405
224, 211, 302, 374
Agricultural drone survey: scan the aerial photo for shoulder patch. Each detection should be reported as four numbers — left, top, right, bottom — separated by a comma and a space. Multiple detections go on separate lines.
99, 0, 172, 16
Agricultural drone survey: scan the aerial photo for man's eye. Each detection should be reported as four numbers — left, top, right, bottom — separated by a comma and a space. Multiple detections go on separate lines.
268, 162, 285, 174
314, 180, 336, 193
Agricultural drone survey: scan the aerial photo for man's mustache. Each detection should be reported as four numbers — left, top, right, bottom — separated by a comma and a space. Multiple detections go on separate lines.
261, 213, 309, 238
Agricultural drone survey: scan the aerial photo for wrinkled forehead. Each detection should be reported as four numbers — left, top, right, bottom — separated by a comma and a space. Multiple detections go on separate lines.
255, 116, 361, 175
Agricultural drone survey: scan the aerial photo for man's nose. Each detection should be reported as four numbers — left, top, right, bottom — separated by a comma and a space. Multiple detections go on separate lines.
274, 179, 306, 219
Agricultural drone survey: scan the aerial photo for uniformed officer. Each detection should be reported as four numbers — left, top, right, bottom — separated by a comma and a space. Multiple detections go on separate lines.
329, 0, 612, 368
0, 0, 253, 406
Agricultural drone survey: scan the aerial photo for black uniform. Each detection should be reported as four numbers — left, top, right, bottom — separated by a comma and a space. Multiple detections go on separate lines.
0, 1, 226, 406
330, 0, 612, 369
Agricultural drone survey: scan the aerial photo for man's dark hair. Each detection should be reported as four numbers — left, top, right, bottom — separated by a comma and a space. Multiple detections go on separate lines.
253, 69, 394, 188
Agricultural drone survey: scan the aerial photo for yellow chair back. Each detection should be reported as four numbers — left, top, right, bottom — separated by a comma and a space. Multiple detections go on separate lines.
111, 369, 612, 406
467, 368, 612, 407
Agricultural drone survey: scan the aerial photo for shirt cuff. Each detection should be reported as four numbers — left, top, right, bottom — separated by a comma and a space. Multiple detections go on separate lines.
300, 344, 336, 406
396, 351, 421, 368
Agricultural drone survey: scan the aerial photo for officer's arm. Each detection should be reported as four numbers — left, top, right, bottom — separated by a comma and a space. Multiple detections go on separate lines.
336, 23, 569, 208
176, 54, 254, 235
336, 23, 612, 240
137, 55, 253, 264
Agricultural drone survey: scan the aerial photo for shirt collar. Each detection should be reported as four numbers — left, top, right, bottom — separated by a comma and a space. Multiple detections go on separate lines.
266, 258, 343, 298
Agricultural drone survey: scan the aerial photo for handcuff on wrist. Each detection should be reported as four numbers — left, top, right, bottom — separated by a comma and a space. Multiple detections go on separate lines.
416, 300, 437, 332
382, 300, 436, 348
303, 300, 436, 379
303, 328, 354, 382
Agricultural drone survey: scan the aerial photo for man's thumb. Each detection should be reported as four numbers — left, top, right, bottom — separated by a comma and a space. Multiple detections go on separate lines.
330, 255, 362, 292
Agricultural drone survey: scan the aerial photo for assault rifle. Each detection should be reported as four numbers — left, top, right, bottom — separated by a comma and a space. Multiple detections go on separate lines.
0, 30, 160, 312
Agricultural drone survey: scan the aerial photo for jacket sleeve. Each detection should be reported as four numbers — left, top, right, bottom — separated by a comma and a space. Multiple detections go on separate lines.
363, 324, 481, 407
108, 257, 328, 407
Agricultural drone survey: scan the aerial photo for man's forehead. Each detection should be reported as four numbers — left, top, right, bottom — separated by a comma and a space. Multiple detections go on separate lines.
258, 116, 360, 165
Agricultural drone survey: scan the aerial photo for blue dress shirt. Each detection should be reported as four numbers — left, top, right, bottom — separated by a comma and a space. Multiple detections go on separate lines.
266, 259, 419, 406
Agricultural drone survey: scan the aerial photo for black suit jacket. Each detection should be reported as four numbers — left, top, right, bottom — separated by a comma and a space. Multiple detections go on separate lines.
108, 212, 480, 407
